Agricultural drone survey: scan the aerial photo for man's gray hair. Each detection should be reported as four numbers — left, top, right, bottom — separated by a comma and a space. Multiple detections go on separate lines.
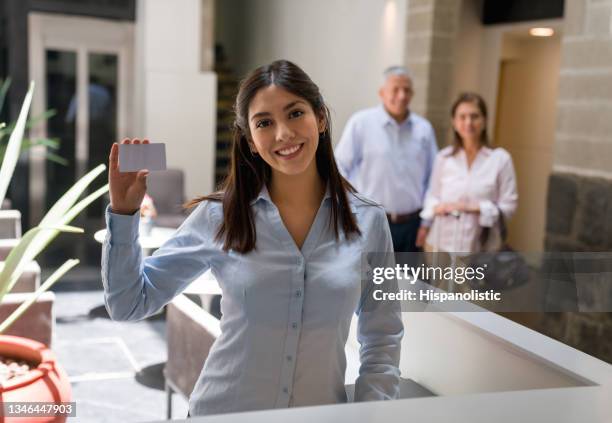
383, 66, 412, 82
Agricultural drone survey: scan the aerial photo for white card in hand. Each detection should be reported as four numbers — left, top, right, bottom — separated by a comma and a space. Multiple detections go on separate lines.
119, 143, 167, 172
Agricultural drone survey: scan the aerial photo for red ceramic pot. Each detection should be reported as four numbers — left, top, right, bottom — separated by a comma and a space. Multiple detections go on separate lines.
0, 335, 71, 423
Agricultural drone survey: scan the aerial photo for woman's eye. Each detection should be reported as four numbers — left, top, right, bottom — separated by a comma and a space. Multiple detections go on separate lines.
289, 110, 304, 119
256, 119, 272, 129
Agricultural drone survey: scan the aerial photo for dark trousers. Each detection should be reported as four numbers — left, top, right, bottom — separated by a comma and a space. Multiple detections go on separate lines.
388, 215, 421, 252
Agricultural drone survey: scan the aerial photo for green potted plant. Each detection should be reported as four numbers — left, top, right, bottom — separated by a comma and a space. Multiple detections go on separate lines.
0, 78, 67, 238
0, 82, 109, 422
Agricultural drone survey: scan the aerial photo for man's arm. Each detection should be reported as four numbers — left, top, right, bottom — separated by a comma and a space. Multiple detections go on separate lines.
335, 115, 362, 184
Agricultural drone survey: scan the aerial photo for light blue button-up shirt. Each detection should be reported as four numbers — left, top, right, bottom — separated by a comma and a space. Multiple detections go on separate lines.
335, 106, 438, 215
101, 187, 403, 416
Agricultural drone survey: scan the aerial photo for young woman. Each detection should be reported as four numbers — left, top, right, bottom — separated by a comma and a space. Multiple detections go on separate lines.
417, 92, 518, 253
102, 60, 403, 416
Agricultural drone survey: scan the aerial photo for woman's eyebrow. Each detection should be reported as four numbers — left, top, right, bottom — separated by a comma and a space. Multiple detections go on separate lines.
250, 111, 270, 122
283, 100, 306, 110
250, 100, 307, 122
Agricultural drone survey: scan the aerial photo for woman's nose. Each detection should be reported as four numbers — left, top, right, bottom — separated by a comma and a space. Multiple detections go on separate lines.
276, 122, 296, 142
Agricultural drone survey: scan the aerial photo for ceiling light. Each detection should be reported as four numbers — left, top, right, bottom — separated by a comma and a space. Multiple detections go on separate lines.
529, 27, 554, 37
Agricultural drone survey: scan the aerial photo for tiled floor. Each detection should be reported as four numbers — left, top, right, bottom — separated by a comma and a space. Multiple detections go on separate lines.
49, 267, 189, 422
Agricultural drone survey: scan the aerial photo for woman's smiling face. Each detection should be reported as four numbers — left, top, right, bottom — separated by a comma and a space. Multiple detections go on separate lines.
247, 85, 325, 178
452, 100, 485, 144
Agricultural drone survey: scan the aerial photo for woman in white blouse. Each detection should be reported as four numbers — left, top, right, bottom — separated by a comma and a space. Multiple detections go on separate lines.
417, 92, 518, 253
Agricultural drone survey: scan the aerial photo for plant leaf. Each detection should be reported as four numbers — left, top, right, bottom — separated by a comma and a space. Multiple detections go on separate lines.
18, 137, 66, 165
24, 109, 56, 130
38, 224, 83, 233
0, 110, 57, 135
22, 180, 108, 255
23, 137, 60, 149
0, 78, 11, 115
0, 81, 34, 205
0, 259, 79, 333
0, 224, 81, 301
44, 152, 70, 166
1, 180, 108, 299
62, 184, 109, 224
40, 163, 106, 227
24, 184, 110, 262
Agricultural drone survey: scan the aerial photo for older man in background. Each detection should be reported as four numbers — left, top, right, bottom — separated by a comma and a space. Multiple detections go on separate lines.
335, 66, 438, 252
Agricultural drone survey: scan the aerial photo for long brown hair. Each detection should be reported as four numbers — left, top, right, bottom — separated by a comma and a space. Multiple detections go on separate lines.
450, 92, 490, 155
186, 60, 361, 253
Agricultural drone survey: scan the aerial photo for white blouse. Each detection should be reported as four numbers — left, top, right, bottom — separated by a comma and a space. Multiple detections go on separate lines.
420, 146, 518, 253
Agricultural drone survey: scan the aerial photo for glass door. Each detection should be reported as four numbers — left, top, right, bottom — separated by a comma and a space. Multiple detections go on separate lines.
29, 13, 133, 264
44, 49, 77, 212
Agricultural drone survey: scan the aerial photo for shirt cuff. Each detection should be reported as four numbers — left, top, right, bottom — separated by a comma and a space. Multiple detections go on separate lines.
478, 200, 499, 227
419, 199, 438, 224
105, 204, 141, 244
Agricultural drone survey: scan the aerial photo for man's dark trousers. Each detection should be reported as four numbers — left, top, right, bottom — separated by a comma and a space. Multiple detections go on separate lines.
388, 215, 421, 252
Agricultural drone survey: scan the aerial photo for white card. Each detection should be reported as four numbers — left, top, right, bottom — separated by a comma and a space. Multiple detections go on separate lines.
119, 143, 167, 172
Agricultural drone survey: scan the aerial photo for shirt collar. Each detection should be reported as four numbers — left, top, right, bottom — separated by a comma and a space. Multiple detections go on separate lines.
378, 104, 412, 128
465, 146, 492, 157
250, 184, 273, 206
457, 145, 493, 160
250, 184, 333, 206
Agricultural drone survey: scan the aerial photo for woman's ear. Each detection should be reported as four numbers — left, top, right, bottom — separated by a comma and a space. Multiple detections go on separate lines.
317, 114, 327, 134
247, 140, 258, 154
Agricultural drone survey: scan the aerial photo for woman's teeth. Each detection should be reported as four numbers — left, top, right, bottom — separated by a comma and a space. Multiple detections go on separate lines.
277, 144, 302, 156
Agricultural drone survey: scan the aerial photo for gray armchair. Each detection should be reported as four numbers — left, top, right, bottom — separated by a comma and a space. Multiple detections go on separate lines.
147, 169, 189, 228
164, 294, 221, 419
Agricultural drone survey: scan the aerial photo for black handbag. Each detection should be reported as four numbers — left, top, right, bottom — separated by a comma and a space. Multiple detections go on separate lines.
468, 210, 530, 291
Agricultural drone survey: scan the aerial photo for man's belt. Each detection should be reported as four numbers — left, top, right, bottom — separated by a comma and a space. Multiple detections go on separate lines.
386, 210, 421, 224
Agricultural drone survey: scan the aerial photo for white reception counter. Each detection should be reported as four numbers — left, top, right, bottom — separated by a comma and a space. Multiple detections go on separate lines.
154, 279, 612, 422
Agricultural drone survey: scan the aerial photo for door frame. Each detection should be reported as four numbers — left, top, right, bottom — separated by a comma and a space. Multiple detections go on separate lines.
28, 12, 134, 225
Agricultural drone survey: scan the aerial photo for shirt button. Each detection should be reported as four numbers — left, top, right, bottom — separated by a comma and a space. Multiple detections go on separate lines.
283, 387, 289, 394
286, 355, 292, 361
291, 322, 298, 329
295, 289, 302, 298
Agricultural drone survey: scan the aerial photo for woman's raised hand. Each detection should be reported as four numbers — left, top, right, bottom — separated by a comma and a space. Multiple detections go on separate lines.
108, 138, 150, 215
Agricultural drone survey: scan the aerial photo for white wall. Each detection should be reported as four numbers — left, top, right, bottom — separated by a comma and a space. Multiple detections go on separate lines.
216, 0, 407, 144
135, 0, 217, 198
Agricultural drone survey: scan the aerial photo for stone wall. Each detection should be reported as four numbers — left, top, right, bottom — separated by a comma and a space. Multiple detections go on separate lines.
546, 174, 612, 252
542, 0, 612, 364
553, 0, 612, 176
543, 173, 612, 363
404, 0, 461, 146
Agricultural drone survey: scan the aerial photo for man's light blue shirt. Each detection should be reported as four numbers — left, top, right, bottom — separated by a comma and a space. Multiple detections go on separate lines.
101, 187, 403, 416
335, 105, 438, 215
